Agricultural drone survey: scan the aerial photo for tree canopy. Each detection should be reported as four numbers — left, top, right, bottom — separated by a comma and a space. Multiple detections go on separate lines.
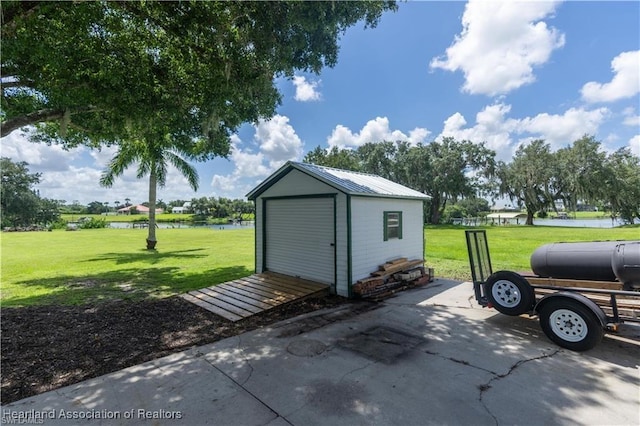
2, 0, 397, 246
497, 136, 640, 224
1, 1, 397, 147
305, 135, 639, 225
303, 138, 497, 223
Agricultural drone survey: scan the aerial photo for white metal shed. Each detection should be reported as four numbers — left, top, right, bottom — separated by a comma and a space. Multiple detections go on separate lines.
246, 161, 429, 298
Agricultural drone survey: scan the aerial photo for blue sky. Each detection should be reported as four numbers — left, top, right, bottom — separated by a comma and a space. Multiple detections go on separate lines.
2, 0, 639, 205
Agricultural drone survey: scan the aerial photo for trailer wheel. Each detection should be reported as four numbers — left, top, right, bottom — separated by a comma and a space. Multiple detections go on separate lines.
484, 271, 535, 316
538, 298, 604, 352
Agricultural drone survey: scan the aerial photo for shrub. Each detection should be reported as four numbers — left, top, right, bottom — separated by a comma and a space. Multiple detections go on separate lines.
49, 219, 68, 230
78, 218, 108, 229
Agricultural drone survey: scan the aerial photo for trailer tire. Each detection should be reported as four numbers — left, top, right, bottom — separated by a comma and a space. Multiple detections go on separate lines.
484, 271, 535, 316
538, 298, 604, 352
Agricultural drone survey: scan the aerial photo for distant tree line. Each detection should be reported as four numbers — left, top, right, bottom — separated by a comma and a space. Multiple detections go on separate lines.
3, 134, 638, 228
1, 157, 61, 228
304, 135, 640, 225
0, 157, 255, 228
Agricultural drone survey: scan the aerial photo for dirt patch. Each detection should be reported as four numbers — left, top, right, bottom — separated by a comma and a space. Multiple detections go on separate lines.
0, 295, 349, 404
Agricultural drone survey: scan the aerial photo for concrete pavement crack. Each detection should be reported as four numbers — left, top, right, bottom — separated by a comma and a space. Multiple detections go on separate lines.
424, 348, 561, 425
423, 350, 498, 376
476, 349, 561, 425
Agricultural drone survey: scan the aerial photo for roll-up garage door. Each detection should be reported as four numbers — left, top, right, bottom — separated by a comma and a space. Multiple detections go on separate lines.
265, 197, 335, 285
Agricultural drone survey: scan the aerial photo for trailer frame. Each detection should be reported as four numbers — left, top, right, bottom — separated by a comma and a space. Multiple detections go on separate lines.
465, 229, 640, 351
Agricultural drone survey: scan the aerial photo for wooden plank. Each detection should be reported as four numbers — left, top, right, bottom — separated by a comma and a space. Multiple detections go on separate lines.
534, 288, 640, 310
180, 294, 243, 321
219, 281, 288, 303
254, 277, 319, 295
251, 274, 311, 293
242, 276, 309, 297
197, 287, 264, 313
524, 275, 624, 291
252, 272, 328, 292
229, 278, 297, 301
188, 290, 254, 318
181, 273, 329, 322
215, 283, 280, 307
379, 258, 408, 271
371, 259, 424, 278
229, 280, 294, 302
260, 272, 327, 292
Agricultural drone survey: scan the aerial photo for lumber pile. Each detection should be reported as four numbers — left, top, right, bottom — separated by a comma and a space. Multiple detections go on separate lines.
353, 258, 434, 300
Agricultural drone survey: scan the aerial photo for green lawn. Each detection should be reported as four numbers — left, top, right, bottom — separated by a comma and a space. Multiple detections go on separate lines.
1, 228, 254, 306
425, 225, 640, 280
2, 225, 638, 306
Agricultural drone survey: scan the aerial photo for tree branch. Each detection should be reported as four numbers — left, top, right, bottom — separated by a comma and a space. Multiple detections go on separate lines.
1, 108, 65, 137
1, 105, 103, 137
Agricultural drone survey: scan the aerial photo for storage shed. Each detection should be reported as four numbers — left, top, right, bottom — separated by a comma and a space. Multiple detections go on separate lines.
246, 161, 429, 297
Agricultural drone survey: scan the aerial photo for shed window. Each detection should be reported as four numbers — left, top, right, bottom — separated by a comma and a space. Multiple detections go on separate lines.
383, 211, 402, 241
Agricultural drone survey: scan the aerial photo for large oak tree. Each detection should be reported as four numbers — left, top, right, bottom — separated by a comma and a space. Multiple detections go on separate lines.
2, 1, 396, 247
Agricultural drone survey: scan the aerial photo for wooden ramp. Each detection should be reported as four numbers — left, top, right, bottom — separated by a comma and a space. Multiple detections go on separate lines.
180, 272, 329, 322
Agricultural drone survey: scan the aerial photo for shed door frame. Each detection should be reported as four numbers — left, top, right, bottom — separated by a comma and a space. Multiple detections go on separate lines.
262, 193, 337, 290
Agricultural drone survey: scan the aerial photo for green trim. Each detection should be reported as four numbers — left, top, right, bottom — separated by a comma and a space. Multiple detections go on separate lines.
346, 194, 353, 298
333, 194, 337, 294
262, 193, 336, 201
253, 200, 258, 273
261, 198, 267, 272
383, 211, 403, 241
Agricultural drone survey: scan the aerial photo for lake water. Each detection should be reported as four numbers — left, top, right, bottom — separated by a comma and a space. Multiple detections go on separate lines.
455, 217, 638, 228
531, 218, 635, 228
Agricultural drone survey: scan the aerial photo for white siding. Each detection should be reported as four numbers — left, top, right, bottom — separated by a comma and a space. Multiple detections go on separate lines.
334, 193, 348, 297
350, 197, 425, 282
260, 169, 335, 197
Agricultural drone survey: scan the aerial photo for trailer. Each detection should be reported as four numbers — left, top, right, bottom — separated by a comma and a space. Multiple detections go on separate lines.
465, 230, 640, 351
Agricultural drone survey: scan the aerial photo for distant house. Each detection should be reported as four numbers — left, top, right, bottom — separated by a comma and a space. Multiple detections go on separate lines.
486, 212, 527, 225
171, 202, 192, 214
117, 204, 163, 215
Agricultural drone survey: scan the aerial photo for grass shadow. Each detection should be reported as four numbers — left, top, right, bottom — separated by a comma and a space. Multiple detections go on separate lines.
3, 265, 254, 307
85, 248, 209, 265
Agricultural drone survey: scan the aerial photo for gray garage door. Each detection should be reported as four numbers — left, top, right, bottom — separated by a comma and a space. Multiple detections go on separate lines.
265, 197, 335, 285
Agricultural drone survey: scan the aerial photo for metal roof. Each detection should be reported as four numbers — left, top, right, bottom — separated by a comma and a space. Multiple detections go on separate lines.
246, 161, 430, 200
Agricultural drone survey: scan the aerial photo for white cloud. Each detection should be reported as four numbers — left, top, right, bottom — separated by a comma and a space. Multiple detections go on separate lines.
0, 130, 202, 204
327, 117, 430, 149
437, 102, 609, 159
211, 115, 304, 197
430, 0, 565, 96
581, 50, 640, 103
0, 130, 83, 172
629, 135, 640, 157
518, 107, 609, 148
622, 107, 640, 127
255, 115, 304, 168
292, 75, 322, 102
439, 104, 517, 154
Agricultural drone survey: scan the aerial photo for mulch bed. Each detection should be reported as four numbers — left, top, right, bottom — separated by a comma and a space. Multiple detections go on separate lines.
1, 295, 349, 405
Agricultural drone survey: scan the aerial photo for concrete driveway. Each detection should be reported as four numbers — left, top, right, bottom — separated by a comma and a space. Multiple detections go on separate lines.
3, 279, 639, 425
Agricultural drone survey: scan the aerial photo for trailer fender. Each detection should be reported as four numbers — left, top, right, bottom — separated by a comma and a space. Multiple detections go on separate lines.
534, 292, 607, 328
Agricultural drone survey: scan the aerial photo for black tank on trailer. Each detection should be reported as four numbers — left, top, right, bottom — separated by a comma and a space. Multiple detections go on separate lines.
530, 240, 640, 289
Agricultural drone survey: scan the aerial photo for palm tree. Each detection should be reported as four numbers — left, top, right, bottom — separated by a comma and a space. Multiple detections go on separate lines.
100, 137, 199, 249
